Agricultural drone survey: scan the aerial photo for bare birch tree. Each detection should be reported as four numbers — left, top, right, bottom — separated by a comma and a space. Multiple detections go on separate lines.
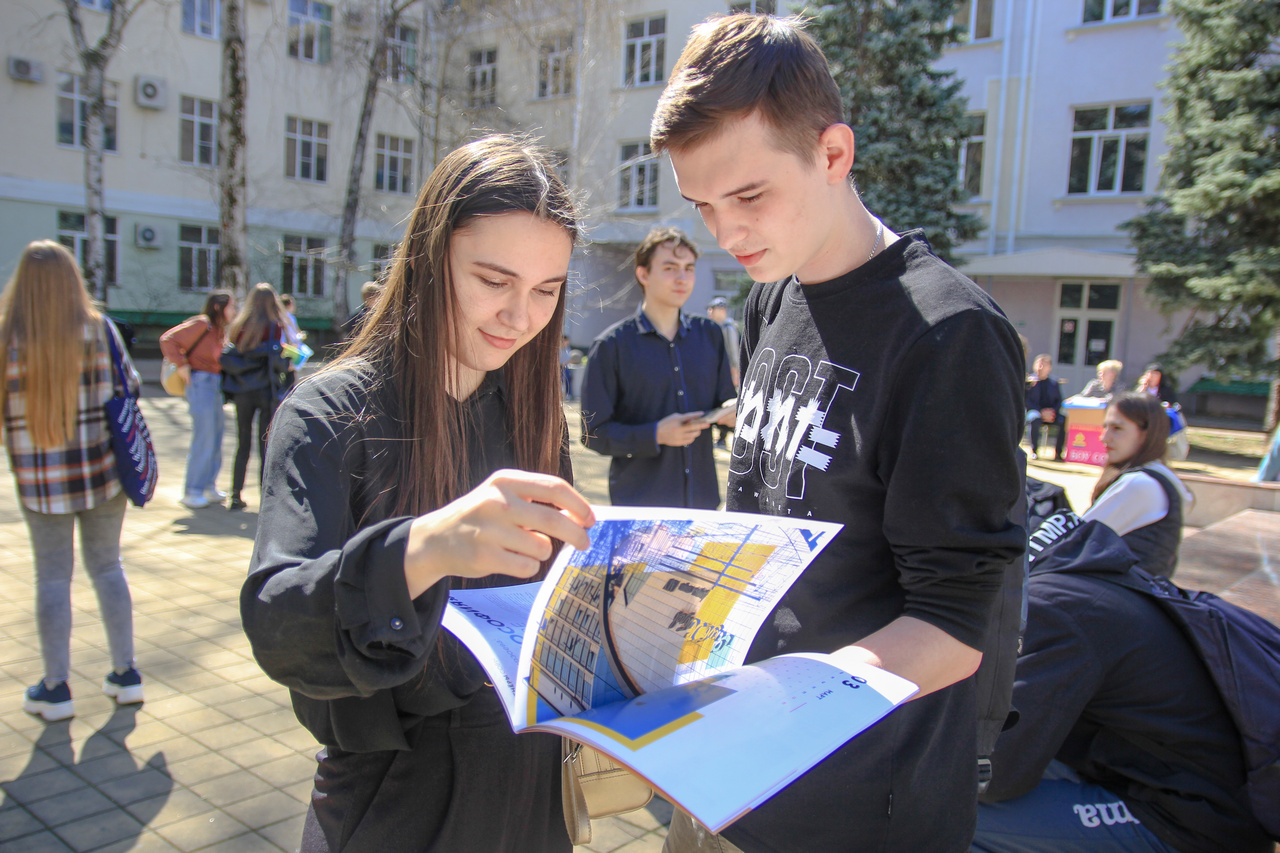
219, 0, 249, 296
59, 0, 145, 303
329, 0, 422, 329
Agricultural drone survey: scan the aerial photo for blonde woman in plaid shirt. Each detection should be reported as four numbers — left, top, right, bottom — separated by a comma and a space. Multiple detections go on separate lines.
0, 241, 144, 721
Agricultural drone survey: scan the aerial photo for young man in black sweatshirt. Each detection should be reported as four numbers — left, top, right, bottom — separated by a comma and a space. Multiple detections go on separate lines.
650, 14, 1026, 852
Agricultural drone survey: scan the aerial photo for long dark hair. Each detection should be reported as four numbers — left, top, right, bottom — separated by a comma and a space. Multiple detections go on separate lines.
329, 135, 579, 528
1092, 392, 1170, 503
227, 283, 284, 351
202, 290, 234, 336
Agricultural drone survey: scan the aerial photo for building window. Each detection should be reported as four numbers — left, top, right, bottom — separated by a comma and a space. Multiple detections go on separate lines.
385, 24, 417, 83
538, 34, 573, 99
56, 211, 118, 288
371, 243, 396, 278
180, 96, 218, 167
375, 134, 413, 194
282, 235, 326, 297
728, 1, 775, 13
959, 112, 985, 198
56, 73, 118, 151
468, 48, 498, 107
619, 142, 659, 211
1083, 0, 1161, 24
623, 15, 665, 87
182, 0, 219, 38
1067, 103, 1150, 195
288, 0, 332, 64
179, 225, 220, 291
285, 116, 329, 182
952, 0, 994, 41
80, 0, 112, 10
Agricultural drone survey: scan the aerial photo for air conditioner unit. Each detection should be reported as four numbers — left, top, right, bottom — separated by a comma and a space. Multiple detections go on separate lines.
7, 57, 43, 83
135, 223, 163, 250
135, 75, 167, 110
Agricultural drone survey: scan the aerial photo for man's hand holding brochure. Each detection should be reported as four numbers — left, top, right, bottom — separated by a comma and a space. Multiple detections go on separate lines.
442, 507, 917, 834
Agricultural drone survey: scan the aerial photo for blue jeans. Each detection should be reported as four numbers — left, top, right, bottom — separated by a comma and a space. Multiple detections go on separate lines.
21, 492, 133, 686
1253, 430, 1280, 482
184, 370, 225, 498
973, 763, 1177, 853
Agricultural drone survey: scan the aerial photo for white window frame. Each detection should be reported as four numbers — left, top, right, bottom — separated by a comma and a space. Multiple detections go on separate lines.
182, 0, 219, 39
728, 1, 775, 13
57, 73, 118, 151
385, 24, 417, 83
282, 235, 327, 297
285, 116, 329, 183
56, 211, 118, 288
180, 96, 218, 167
1067, 102, 1150, 196
374, 134, 414, 194
951, 0, 994, 42
371, 243, 396, 278
468, 47, 498, 107
179, 224, 220, 291
959, 112, 986, 198
288, 0, 332, 64
538, 34, 573, 99
1083, 0, 1162, 25
622, 15, 666, 87
619, 142, 659, 211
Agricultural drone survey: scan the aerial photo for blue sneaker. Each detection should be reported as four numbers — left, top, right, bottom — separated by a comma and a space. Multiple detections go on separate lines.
103, 668, 144, 705
23, 681, 74, 721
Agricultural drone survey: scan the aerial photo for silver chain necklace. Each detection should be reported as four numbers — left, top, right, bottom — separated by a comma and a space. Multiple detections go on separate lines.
867, 217, 884, 262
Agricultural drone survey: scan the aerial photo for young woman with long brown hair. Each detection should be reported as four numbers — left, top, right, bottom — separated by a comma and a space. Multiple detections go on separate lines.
160, 289, 237, 508
240, 136, 594, 852
1081, 392, 1193, 578
1, 241, 144, 720
220, 282, 289, 511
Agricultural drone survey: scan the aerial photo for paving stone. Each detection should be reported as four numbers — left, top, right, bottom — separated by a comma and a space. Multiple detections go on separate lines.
247, 755, 316, 789
217, 737, 295, 770
256, 813, 306, 853
188, 721, 262, 752
123, 788, 217, 829
165, 752, 240, 788
187, 770, 274, 808
97, 765, 176, 807
90, 828, 183, 853
1, 768, 87, 805
221, 791, 308, 831
154, 810, 251, 853
198, 831, 283, 853
0, 802, 45, 842
0, 829, 73, 852
51, 806, 144, 851
24, 785, 116, 827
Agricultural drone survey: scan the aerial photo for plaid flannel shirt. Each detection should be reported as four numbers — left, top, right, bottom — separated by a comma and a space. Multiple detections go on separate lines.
4, 322, 138, 514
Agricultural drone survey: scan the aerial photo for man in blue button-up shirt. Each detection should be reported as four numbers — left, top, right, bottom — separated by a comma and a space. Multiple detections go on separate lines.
580, 227, 737, 508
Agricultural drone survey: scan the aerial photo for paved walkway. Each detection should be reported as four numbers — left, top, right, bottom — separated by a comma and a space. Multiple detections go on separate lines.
0, 391, 670, 852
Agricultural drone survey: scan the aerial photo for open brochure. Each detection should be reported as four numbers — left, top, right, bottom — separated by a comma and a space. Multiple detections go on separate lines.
443, 507, 918, 834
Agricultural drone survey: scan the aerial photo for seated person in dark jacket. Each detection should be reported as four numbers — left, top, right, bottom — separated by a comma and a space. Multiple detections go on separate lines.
973, 515, 1271, 853
1135, 361, 1178, 406
1025, 354, 1065, 461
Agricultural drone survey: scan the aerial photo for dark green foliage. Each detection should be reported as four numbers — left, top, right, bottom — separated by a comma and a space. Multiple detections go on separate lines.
1122, 0, 1280, 380
806, 0, 984, 264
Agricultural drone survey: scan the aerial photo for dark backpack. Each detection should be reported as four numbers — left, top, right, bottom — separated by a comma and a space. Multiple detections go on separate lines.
1098, 567, 1280, 839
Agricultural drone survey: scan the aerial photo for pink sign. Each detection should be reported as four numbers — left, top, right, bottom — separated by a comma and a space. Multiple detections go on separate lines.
1065, 424, 1108, 467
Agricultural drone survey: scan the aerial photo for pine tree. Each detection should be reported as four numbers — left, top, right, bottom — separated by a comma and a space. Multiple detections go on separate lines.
1122, 0, 1280, 414
807, 0, 982, 264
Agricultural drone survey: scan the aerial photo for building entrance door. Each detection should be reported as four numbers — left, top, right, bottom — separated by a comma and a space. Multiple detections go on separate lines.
1053, 281, 1121, 393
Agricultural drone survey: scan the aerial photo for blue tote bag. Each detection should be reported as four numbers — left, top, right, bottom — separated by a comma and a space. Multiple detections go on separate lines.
103, 321, 158, 506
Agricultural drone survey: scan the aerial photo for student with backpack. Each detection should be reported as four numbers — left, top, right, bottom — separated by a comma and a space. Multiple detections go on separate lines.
975, 513, 1276, 853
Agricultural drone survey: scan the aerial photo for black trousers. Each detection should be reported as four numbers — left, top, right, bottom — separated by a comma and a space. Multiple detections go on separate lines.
230, 388, 277, 495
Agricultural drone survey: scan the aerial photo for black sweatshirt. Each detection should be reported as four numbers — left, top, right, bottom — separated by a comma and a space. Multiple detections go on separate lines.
722, 232, 1027, 852
240, 364, 571, 852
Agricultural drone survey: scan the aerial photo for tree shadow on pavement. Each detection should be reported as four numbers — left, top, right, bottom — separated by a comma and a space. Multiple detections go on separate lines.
0, 705, 171, 849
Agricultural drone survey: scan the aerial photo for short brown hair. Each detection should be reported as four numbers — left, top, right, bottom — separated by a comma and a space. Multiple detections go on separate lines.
634, 226, 699, 277
650, 14, 842, 164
